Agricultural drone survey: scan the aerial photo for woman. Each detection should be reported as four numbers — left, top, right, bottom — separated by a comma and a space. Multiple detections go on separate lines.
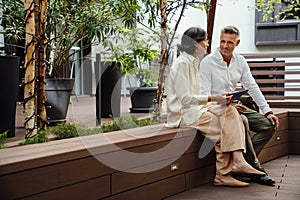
165, 27, 265, 187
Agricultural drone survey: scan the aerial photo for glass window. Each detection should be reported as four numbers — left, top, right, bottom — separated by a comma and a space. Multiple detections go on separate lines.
255, 0, 300, 46
278, 0, 300, 20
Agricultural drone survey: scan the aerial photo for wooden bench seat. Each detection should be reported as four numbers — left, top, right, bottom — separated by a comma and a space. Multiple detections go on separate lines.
0, 109, 299, 200
0, 125, 216, 200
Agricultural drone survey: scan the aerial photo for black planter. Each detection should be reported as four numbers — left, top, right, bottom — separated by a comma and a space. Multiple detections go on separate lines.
0, 56, 20, 137
128, 87, 157, 113
94, 54, 122, 123
45, 78, 75, 124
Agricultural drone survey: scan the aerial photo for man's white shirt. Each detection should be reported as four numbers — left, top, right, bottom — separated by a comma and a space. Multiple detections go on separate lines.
199, 49, 272, 115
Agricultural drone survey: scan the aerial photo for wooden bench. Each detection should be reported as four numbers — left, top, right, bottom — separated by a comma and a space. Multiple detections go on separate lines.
0, 125, 216, 200
0, 109, 299, 200
258, 109, 300, 163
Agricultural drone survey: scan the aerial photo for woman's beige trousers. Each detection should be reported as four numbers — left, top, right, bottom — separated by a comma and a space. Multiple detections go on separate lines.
184, 103, 246, 175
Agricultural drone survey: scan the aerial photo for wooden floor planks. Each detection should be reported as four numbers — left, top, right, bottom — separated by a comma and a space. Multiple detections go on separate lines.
165, 155, 300, 200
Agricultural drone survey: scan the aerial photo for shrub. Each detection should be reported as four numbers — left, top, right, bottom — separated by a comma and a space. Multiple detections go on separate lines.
49, 122, 101, 139
49, 123, 78, 139
0, 131, 8, 149
17, 116, 159, 145
19, 130, 49, 145
100, 116, 157, 133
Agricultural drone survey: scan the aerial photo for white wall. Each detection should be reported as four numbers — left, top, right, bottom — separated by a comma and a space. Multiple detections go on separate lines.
93, 0, 300, 59
168, 0, 300, 54
165, 0, 300, 97
90, 0, 300, 95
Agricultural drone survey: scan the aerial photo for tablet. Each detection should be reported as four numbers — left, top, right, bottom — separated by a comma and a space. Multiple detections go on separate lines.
227, 90, 249, 100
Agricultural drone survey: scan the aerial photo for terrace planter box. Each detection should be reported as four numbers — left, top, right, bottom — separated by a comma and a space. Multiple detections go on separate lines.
94, 56, 122, 121
0, 56, 20, 137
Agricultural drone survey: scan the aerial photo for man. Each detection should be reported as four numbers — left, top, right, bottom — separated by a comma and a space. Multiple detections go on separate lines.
199, 25, 279, 186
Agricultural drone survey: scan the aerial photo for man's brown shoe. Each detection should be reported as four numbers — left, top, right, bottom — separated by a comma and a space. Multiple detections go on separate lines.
213, 174, 249, 187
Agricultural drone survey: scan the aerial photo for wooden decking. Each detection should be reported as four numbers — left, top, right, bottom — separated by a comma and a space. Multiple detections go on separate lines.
166, 155, 300, 200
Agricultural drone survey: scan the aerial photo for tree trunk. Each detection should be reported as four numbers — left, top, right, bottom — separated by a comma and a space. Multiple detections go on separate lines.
207, 0, 217, 54
24, 0, 37, 137
37, 0, 47, 130
154, 0, 168, 122
24, 0, 47, 138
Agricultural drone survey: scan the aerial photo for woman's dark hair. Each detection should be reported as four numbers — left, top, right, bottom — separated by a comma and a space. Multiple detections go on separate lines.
177, 27, 207, 55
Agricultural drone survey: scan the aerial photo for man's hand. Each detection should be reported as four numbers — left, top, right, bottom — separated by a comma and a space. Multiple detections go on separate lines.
234, 104, 247, 113
266, 114, 280, 130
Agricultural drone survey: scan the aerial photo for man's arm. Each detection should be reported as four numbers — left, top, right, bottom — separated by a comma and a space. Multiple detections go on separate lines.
238, 56, 279, 130
238, 57, 272, 114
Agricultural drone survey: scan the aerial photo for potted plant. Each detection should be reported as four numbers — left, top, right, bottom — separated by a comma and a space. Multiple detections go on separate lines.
42, 0, 119, 124
1, 0, 156, 136
127, 67, 159, 113
102, 27, 159, 113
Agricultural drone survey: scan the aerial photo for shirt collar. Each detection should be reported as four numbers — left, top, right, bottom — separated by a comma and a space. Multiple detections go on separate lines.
212, 48, 237, 64
213, 48, 225, 62
181, 51, 200, 65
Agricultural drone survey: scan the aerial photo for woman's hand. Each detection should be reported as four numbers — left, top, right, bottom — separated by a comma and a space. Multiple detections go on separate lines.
210, 94, 233, 105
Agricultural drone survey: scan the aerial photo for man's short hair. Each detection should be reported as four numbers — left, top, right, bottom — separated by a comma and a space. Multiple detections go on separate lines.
221, 25, 240, 38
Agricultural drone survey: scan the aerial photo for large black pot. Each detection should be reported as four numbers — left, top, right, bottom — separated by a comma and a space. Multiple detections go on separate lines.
94, 54, 122, 123
45, 78, 75, 124
127, 87, 157, 113
0, 56, 20, 137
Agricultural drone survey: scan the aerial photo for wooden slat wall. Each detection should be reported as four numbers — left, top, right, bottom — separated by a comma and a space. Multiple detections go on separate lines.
242, 53, 300, 101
